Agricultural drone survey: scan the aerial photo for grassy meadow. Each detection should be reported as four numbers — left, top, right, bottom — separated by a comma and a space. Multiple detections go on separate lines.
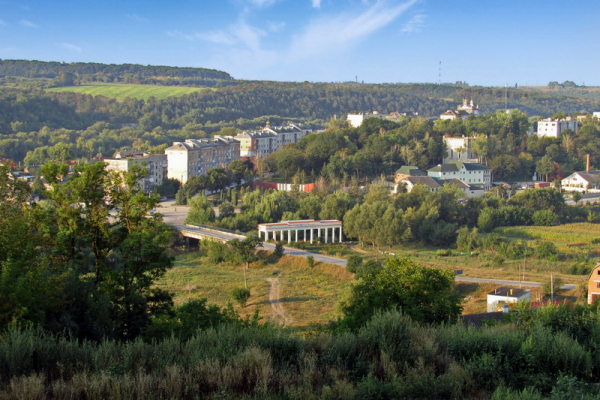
46, 83, 210, 100
161, 222, 597, 325
158, 250, 354, 328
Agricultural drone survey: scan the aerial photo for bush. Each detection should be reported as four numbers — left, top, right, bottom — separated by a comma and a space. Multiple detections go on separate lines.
346, 255, 363, 274
542, 275, 564, 297
536, 241, 559, 260
436, 249, 452, 257
532, 209, 559, 226
456, 227, 478, 252
306, 255, 314, 268
273, 242, 284, 259
231, 288, 251, 308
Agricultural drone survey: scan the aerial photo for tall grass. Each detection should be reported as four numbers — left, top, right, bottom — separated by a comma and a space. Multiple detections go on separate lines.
2, 308, 599, 399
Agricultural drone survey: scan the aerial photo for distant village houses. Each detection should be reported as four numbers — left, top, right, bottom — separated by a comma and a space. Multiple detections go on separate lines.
439, 99, 480, 120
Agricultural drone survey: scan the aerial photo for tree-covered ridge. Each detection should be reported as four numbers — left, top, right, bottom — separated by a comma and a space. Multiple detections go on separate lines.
0, 59, 233, 81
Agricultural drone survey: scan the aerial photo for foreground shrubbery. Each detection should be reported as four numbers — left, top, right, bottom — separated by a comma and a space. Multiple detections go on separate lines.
1, 305, 600, 399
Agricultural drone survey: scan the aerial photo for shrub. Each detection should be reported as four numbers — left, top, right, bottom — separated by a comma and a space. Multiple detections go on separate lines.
532, 209, 559, 226
306, 255, 314, 268
456, 227, 478, 252
346, 255, 363, 274
536, 241, 558, 260
231, 288, 251, 308
273, 242, 284, 259
436, 249, 452, 257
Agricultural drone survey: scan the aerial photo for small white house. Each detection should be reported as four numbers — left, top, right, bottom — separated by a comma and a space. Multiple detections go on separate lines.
561, 170, 600, 192
487, 287, 531, 312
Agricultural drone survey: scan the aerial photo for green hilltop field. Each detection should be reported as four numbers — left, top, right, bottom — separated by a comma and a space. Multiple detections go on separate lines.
46, 83, 211, 100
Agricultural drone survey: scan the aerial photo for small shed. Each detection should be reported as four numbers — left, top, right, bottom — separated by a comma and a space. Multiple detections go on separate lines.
487, 287, 531, 312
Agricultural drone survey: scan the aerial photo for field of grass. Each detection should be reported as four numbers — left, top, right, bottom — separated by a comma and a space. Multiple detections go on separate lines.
158, 250, 354, 329
495, 223, 600, 255
46, 83, 210, 100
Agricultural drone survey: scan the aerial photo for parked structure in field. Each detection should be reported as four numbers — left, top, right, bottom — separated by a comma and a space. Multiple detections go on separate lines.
257, 219, 342, 244
587, 264, 600, 305
535, 117, 578, 138
427, 162, 492, 191
233, 123, 311, 159
440, 99, 480, 120
104, 150, 167, 192
487, 287, 531, 312
165, 136, 240, 184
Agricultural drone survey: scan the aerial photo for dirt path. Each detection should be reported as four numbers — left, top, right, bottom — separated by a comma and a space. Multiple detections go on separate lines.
265, 277, 293, 325
349, 244, 369, 254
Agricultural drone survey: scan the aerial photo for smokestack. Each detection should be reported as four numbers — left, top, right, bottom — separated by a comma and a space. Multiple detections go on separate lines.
587, 154, 591, 172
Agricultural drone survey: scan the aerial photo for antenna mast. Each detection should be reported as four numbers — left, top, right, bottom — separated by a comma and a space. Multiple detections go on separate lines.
438, 61, 441, 84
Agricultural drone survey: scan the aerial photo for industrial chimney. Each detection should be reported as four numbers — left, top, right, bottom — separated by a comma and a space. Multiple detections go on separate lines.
587, 154, 591, 172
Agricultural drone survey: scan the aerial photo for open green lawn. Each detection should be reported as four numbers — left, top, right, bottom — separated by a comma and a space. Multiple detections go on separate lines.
158, 250, 354, 329
46, 83, 211, 100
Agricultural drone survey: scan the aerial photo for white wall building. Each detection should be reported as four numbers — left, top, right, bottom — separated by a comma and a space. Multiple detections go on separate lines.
487, 287, 530, 312
561, 170, 600, 192
165, 136, 240, 184
234, 123, 311, 158
427, 162, 492, 191
536, 117, 578, 138
347, 112, 386, 127
105, 151, 167, 192
443, 136, 478, 163
257, 220, 343, 244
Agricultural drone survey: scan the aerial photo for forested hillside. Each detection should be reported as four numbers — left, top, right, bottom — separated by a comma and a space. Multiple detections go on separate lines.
0, 59, 233, 87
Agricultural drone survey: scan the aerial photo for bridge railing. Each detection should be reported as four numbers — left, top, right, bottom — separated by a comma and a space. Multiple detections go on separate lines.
184, 223, 247, 238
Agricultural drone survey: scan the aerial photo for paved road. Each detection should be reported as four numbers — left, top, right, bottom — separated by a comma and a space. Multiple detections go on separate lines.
455, 276, 577, 290
157, 200, 578, 290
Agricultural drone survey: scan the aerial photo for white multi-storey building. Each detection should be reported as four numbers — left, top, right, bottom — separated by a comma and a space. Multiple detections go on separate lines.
536, 117, 578, 138
165, 136, 240, 184
234, 123, 311, 159
104, 151, 167, 192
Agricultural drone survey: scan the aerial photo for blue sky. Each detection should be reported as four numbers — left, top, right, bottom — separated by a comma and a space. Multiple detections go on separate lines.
1, 0, 599, 86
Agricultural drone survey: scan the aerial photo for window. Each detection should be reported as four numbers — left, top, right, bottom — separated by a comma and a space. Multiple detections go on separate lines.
597, 282, 600, 288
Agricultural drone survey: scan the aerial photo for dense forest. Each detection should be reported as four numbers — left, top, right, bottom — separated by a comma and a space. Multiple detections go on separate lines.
0, 59, 233, 87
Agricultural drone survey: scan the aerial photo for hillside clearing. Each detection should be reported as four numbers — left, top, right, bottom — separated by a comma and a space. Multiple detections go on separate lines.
46, 83, 210, 100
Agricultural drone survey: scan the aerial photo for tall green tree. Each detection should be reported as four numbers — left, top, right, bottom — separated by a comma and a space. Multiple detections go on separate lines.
340, 257, 461, 330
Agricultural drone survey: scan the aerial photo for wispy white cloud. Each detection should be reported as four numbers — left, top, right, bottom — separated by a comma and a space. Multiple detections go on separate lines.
0, 20, 5, 26
56, 42, 82, 53
248, 0, 277, 7
288, 0, 418, 60
127, 13, 148, 22
268, 21, 285, 32
19, 19, 38, 28
312, 0, 321, 8
401, 13, 426, 33
166, 30, 237, 45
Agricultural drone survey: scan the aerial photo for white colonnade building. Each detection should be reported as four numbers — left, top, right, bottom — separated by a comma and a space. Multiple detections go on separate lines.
257, 220, 343, 244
